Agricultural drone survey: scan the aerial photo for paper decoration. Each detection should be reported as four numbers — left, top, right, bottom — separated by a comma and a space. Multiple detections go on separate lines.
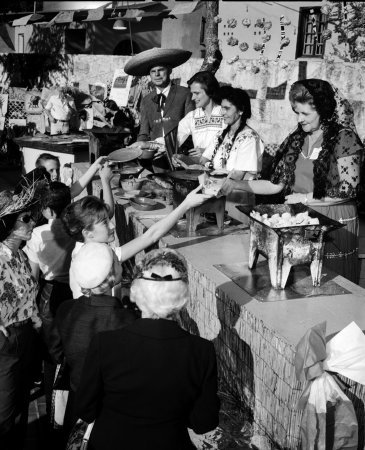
280, 37, 290, 48
227, 18, 237, 28
310, 9, 317, 42
264, 20, 272, 30
89, 82, 107, 102
227, 55, 239, 65
239, 42, 249, 52
213, 16, 222, 24
0, 94, 8, 116
9, 119, 27, 127
24, 91, 43, 115
275, 15, 287, 61
281, 16, 291, 26
26, 114, 46, 134
251, 65, 260, 74
242, 18, 251, 27
255, 18, 264, 28
321, 2, 334, 15
227, 36, 239, 46
322, 29, 332, 41
280, 61, 289, 69
253, 42, 264, 52
8, 87, 27, 102
262, 34, 271, 43
109, 69, 132, 107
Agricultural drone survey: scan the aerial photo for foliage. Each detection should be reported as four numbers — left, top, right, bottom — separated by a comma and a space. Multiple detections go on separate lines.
325, 1, 365, 62
0, 25, 70, 88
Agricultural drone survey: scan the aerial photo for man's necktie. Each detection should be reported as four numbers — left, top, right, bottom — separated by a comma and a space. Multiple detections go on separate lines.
156, 93, 166, 113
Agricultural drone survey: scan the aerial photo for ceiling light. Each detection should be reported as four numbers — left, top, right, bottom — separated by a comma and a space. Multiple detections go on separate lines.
113, 13, 127, 30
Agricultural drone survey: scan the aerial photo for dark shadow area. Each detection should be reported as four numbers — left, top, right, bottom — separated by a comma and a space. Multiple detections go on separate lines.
212, 295, 255, 447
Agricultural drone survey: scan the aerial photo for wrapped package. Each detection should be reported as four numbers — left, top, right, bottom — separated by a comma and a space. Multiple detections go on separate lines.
295, 321, 365, 449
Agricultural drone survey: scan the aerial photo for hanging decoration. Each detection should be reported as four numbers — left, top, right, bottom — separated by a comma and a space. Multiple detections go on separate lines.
255, 18, 265, 28
281, 16, 291, 26
213, 15, 222, 24
275, 15, 286, 61
239, 42, 249, 52
262, 34, 271, 43
227, 55, 239, 65
227, 36, 239, 46
310, 9, 318, 43
322, 29, 332, 41
227, 18, 237, 28
251, 65, 260, 74
242, 18, 251, 28
321, 2, 334, 16
280, 61, 289, 69
280, 37, 290, 48
253, 42, 264, 52
259, 18, 269, 57
264, 20, 272, 31
259, 56, 269, 66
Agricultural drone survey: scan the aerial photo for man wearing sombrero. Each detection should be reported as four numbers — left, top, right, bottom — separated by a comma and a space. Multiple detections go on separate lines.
125, 47, 194, 172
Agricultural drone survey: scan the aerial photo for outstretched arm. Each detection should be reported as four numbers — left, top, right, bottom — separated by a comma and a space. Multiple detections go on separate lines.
118, 186, 213, 262
219, 176, 285, 197
70, 156, 107, 199
99, 164, 115, 218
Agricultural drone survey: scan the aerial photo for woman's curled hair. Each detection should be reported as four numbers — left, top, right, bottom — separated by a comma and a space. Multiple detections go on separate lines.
289, 79, 337, 123
61, 195, 109, 242
187, 71, 221, 104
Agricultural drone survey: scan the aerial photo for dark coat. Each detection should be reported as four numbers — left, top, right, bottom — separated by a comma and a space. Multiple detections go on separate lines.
137, 83, 194, 141
52, 295, 137, 392
76, 318, 220, 450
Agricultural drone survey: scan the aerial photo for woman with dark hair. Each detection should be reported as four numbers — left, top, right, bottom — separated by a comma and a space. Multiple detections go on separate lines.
76, 248, 219, 450
220, 79, 363, 283
0, 187, 42, 450
176, 70, 226, 158
200, 86, 264, 177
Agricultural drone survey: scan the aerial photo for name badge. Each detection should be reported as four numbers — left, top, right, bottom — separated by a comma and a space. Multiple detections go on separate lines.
310, 147, 322, 160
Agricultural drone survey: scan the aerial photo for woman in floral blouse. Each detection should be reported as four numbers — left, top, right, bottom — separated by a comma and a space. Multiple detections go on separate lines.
220, 79, 363, 283
200, 86, 264, 178
0, 189, 41, 450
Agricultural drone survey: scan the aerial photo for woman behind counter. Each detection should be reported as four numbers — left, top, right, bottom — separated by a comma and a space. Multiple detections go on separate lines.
200, 86, 264, 178
220, 79, 363, 283
176, 71, 225, 158
76, 248, 220, 450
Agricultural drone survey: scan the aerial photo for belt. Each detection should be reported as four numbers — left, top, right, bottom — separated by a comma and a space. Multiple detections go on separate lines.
8, 318, 32, 328
55, 119, 69, 123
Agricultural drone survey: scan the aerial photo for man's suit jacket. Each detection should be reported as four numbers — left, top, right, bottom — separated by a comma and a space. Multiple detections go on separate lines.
76, 318, 220, 450
137, 83, 195, 141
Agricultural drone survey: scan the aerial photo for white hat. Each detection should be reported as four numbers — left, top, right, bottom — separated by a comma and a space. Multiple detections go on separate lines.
124, 47, 192, 76
72, 242, 114, 289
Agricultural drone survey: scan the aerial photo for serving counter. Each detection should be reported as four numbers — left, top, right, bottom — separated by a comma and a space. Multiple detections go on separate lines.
73, 162, 365, 449
114, 194, 365, 449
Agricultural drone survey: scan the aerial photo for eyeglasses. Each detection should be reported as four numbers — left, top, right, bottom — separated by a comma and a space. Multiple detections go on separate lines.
17, 214, 33, 224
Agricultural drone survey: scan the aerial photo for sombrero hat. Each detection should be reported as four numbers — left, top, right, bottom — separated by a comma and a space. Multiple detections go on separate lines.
124, 47, 192, 76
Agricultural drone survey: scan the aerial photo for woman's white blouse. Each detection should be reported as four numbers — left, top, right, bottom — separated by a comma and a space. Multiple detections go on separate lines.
202, 126, 265, 171
177, 105, 226, 150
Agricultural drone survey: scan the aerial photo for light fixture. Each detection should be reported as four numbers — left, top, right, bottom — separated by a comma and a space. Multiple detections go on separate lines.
113, 13, 127, 30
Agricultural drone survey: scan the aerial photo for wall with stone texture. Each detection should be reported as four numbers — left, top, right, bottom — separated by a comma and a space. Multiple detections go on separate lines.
1, 53, 364, 145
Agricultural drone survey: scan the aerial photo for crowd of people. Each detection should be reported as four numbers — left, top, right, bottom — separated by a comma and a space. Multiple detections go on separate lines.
0, 46, 364, 450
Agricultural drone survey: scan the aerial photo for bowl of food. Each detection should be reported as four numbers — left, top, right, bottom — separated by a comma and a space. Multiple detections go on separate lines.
139, 149, 157, 160
120, 177, 143, 192
129, 197, 161, 211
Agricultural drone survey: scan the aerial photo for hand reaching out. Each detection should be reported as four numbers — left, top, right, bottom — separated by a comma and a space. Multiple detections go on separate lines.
99, 163, 113, 183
